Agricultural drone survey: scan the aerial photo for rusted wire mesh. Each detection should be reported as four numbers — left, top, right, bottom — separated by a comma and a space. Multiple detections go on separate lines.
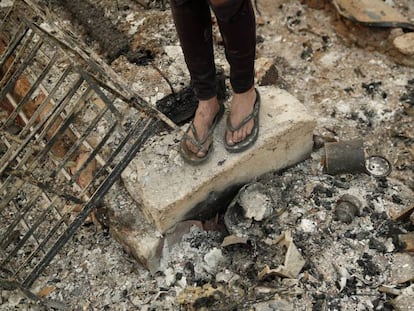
0, 1, 172, 290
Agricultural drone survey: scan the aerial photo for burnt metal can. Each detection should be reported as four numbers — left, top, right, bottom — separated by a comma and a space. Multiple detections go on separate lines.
365, 155, 392, 178
334, 194, 362, 223
324, 139, 366, 175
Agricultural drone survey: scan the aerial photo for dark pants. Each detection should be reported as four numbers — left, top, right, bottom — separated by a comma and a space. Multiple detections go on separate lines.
170, 0, 256, 100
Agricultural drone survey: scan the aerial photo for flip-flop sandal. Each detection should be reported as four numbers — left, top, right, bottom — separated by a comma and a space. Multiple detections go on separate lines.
225, 88, 260, 153
180, 102, 224, 165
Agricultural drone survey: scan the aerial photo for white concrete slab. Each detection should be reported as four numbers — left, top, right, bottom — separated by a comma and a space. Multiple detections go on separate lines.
121, 86, 317, 232
105, 183, 162, 272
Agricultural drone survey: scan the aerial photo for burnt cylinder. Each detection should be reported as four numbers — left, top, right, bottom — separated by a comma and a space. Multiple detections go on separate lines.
324, 139, 366, 175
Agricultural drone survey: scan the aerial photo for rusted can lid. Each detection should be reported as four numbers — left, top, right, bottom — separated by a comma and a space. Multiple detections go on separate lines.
365, 155, 392, 177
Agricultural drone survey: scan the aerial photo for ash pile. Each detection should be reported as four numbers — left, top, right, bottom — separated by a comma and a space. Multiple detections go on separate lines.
152, 158, 414, 311
1, 0, 414, 310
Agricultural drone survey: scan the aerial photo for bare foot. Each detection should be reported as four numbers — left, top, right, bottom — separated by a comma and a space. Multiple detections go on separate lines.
226, 87, 256, 146
186, 97, 220, 158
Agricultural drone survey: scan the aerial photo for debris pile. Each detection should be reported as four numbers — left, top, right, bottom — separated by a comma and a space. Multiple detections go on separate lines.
1, 0, 414, 310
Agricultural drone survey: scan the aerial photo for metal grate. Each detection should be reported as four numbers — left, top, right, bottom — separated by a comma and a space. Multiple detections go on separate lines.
0, 1, 175, 290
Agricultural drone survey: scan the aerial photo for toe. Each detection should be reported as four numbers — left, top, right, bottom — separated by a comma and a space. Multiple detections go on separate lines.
196, 150, 206, 158
236, 129, 243, 143
226, 130, 234, 146
246, 119, 253, 136
186, 140, 197, 154
240, 128, 246, 143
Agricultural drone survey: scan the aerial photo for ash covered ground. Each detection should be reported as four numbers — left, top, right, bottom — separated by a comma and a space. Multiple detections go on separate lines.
1, 0, 414, 310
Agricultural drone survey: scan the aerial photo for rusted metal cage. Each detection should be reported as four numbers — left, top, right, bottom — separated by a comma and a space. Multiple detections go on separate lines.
0, 1, 173, 293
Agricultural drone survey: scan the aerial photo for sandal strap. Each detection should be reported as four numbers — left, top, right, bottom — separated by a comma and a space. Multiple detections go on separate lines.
226, 90, 260, 133
182, 103, 224, 151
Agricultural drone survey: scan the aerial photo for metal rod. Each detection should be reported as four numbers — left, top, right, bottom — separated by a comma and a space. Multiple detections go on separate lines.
22, 117, 159, 287
0, 177, 25, 212
6, 168, 85, 204
28, 66, 109, 169
28, 18, 179, 131
70, 121, 118, 192
1, 199, 57, 267
80, 70, 121, 118
50, 105, 109, 179
0, 191, 43, 249
19, 63, 74, 138
24, 77, 85, 171
0, 36, 42, 102
0, 79, 86, 211
0, 64, 75, 175
0, 76, 84, 175
89, 115, 152, 177
0, 24, 28, 75
14, 213, 69, 276
3, 50, 60, 129
26, 87, 92, 174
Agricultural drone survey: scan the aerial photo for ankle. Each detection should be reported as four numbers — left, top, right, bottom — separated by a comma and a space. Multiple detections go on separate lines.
233, 86, 255, 96
199, 96, 218, 106
197, 97, 219, 115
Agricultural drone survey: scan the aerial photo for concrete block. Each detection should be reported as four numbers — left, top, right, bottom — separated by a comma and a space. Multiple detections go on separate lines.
104, 183, 162, 272
121, 86, 317, 232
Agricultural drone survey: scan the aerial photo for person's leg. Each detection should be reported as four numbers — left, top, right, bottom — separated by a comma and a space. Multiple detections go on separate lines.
209, 0, 257, 146
170, 0, 221, 159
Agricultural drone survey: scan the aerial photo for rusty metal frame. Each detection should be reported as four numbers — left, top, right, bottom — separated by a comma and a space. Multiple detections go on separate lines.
0, 2, 168, 291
